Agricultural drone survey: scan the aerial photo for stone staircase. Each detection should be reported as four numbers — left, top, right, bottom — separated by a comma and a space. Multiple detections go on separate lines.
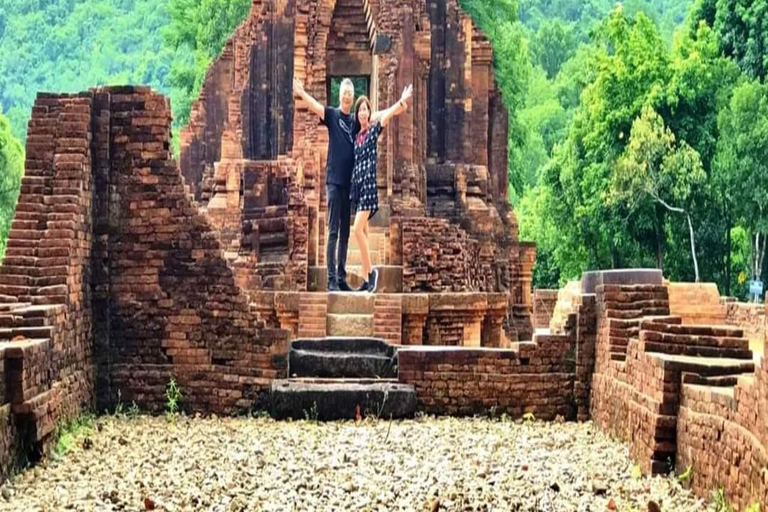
326, 292, 374, 337
269, 337, 416, 420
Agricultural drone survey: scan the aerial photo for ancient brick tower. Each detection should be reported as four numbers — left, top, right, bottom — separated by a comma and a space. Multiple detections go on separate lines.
180, 0, 536, 344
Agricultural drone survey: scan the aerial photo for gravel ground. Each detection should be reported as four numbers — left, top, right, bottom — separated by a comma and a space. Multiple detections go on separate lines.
0, 415, 711, 512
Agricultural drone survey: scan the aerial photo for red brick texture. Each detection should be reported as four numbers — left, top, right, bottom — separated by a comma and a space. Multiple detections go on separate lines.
533, 289, 558, 329
398, 295, 596, 419
0, 88, 291, 478
725, 301, 766, 348
589, 283, 768, 507
0, 93, 97, 475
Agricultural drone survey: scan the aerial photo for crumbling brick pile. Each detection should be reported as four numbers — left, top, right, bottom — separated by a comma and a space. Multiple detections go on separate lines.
401, 218, 490, 292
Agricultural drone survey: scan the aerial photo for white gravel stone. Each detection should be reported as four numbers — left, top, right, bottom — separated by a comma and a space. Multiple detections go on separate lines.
0, 415, 713, 512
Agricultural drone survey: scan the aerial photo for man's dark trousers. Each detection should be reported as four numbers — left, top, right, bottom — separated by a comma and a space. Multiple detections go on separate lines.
326, 184, 351, 286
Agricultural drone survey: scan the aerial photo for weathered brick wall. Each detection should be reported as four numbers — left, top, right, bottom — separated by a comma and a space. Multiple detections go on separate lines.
677, 366, 768, 509
589, 280, 768, 507
398, 297, 597, 418
725, 301, 766, 348
398, 342, 573, 419
401, 217, 493, 292
667, 282, 727, 325
101, 87, 289, 413
0, 93, 97, 477
533, 289, 558, 329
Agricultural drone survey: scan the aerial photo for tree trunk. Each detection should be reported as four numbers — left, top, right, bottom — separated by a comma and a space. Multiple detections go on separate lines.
652, 195, 699, 283
686, 213, 700, 283
725, 218, 731, 297
655, 205, 664, 271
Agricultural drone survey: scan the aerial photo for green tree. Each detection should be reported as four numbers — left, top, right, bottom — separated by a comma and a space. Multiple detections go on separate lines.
0, 0, 172, 141
531, 20, 577, 79
164, 0, 251, 128
715, 80, 768, 285
611, 105, 706, 280
689, 0, 768, 81
0, 111, 24, 259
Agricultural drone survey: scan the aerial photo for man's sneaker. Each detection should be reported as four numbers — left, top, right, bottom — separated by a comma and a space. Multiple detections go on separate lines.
327, 279, 340, 292
338, 280, 354, 292
368, 269, 379, 293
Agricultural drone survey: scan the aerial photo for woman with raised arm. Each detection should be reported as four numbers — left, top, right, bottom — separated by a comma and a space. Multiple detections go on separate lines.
351, 85, 413, 293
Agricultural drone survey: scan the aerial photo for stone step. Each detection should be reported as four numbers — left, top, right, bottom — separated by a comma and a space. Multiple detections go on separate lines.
640, 321, 744, 338
642, 341, 753, 360
0, 274, 33, 287
297, 292, 327, 339
640, 329, 749, 350
326, 292, 375, 315
0, 285, 30, 298
327, 313, 373, 337
269, 379, 416, 421
307, 265, 403, 293
1, 255, 38, 267
289, 337, 397, 379
0, 325, 54, 341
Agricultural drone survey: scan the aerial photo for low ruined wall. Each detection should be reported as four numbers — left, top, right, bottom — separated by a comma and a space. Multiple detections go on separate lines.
398, 340, 576, 419
398, 295, 596, 419
725, 301, 766, 349
677, 370, 768, 510
533, 289, 557, 329
589, 280, 766, 506
667, 282, 726, 325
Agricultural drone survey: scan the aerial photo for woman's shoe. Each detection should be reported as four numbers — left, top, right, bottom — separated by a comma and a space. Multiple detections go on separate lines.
357, 280, 370, 292
368, 269, 379, 293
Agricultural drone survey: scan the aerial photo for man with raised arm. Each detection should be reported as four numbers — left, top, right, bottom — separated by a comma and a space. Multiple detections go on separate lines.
292, 77, 358, 292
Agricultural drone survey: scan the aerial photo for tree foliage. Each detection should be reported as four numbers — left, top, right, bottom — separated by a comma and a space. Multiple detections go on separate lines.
164, 0, 251, 128
0, 111, 24, 259
0, 0, 172, 141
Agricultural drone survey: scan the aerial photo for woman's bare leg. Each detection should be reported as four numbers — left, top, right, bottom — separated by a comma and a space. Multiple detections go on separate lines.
353, 211, 372, 278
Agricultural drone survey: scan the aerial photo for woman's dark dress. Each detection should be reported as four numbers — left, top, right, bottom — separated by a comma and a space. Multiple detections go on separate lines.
350, 121, 383, 219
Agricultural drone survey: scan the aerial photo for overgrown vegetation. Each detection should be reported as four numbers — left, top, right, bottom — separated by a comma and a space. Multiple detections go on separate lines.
52, 413, 96, 460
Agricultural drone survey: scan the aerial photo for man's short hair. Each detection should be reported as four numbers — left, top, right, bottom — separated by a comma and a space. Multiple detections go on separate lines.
340, 78, 354, 92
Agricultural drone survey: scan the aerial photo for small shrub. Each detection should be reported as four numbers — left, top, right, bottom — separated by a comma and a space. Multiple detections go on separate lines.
52, 413, 96, 459
165, 379, 182, 419
303, 402, 319, 423
712, 487, 735, 512
127, 401, 141, 419
678, 464, 693, 483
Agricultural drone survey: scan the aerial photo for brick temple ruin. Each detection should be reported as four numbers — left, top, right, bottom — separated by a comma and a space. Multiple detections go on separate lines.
0, 0, 767, 507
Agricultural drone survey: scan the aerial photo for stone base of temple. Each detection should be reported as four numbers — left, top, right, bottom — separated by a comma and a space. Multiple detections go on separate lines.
248, 290, 520, 347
